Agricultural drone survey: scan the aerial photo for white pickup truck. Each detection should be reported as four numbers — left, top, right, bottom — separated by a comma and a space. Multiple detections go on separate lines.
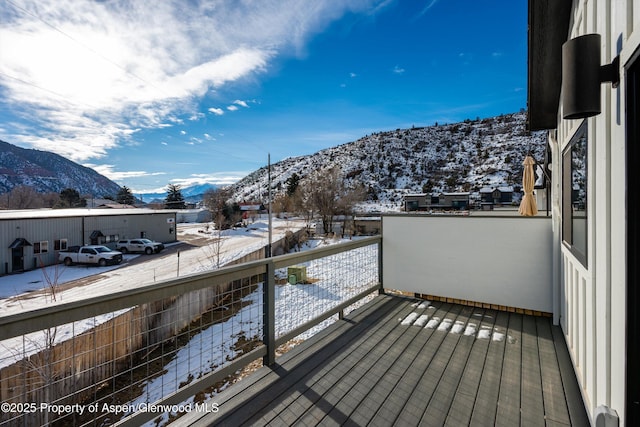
115, 238, 165, 255
59, 245, 123, 267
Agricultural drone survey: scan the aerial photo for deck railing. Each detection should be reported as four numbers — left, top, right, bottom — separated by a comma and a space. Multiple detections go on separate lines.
0, 236, 381, 427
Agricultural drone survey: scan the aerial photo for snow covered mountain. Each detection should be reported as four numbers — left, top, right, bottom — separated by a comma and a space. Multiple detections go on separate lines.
0, 140, 121, 197
0, 112, 546, 211
227, 112, 547, 211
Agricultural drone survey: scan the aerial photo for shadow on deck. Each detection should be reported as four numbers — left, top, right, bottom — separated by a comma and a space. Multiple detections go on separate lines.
178, 294, 589, 426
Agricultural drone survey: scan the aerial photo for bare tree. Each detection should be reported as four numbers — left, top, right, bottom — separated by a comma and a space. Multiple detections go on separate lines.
209, 213, 226, 269
1, 185, 50, 209
272, 193, 293, 218
337, 183, 366, 238
203, 188, 231, 227
299, 168, 364, 236
204, 187, 243, 230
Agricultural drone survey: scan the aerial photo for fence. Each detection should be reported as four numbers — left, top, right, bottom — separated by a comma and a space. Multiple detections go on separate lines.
0, 236, 381, 426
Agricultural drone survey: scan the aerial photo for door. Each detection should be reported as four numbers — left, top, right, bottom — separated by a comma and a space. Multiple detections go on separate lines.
11, 247, 24, 272
80, 248, 97, 263
626, 53, 639, 425
131, 240, 144, 252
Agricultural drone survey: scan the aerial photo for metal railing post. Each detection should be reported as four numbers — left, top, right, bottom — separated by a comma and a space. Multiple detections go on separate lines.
378, 238, 384, 294
263, 259, 276, 366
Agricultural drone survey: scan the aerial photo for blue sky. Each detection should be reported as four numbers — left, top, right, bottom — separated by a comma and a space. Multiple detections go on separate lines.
0, 0, 527, 195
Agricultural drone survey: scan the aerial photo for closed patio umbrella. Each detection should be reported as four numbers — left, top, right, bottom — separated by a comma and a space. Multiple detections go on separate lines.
519, 155, 538, 216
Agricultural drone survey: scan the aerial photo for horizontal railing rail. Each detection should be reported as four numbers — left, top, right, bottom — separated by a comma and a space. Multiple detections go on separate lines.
0, 235, 381, 427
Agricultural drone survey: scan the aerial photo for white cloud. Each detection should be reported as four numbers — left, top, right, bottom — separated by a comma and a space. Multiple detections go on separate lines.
171, 172, 247, 187
393, 65, 405, 74
209, 107, 224, 116
233, 100, 249, 108
416, 0, 439, 19
227, 105, 239, 111
87, 164, 166, 181
0, 0, 386, 162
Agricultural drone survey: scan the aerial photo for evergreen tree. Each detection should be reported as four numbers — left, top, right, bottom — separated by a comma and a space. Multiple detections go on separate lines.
56, 188, 86, 208
116, 186, 135, 205
164, 184, 186, 209
285, 173, 300, 197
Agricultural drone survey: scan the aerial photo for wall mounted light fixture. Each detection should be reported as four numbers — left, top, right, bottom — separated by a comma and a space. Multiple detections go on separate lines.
562, 33, 620, 119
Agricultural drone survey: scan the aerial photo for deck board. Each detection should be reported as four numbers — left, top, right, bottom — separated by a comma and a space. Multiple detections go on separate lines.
551, 325, 591, 427
495, 312, 523, 426
537, 316, 572, 425
393, 303, 463, 426
416, 305, 476, 426
176, 295, 588, 427
469, 309, 508, 426
443, 307, 496, 427
521, 314, 546, 427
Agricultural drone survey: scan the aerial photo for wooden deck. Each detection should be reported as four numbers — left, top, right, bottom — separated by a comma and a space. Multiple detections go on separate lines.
179, 294, 589, 426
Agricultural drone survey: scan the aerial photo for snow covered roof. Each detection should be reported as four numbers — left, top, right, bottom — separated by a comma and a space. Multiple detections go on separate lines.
239, 204, 261, 211
0, 208, 177, 221
479, 186, 514, 193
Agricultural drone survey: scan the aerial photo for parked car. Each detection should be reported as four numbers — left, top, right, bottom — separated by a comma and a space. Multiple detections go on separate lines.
116, 238, 165, 255
59, 245, 123, 267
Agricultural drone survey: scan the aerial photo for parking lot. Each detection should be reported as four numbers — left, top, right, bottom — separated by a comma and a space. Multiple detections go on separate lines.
0, 219, 306, 315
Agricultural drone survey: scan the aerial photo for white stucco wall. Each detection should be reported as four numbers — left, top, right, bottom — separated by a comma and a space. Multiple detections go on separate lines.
382, 215, 553, 313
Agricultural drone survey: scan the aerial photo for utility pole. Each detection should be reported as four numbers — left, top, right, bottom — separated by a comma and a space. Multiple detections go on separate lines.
267, 153, 272, 257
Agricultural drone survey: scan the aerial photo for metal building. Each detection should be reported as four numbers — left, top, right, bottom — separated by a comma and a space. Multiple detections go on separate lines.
1, 208, 177, 275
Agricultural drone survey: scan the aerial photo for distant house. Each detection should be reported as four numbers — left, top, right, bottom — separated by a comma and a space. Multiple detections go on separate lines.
176, 209, 211, 223
404, 192, 470, 212
239, 202, 262, 212
404, 193, 430, 211
353, 216, 381, 235
431, 192, 470, 210
239, 202, 263, 221
479, 186, 514, 205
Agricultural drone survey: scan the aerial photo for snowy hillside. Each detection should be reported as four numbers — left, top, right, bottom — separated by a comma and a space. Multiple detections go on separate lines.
0, 140, 121, 197
228, 112, 546, 211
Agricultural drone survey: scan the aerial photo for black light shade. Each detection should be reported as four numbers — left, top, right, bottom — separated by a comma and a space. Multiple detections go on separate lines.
562, 34, 601, 119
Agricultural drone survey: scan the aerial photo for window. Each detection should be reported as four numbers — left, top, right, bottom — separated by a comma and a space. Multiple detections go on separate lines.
34, 241, 49, 254
104, 234, 118, 243
54, 239, 68, 251
562, 121, 588, 266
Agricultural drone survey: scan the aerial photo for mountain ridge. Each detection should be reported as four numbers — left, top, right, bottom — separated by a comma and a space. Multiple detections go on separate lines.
1, 112, 546, 210
227, 112, 547, 210
0, 140, 122, 197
